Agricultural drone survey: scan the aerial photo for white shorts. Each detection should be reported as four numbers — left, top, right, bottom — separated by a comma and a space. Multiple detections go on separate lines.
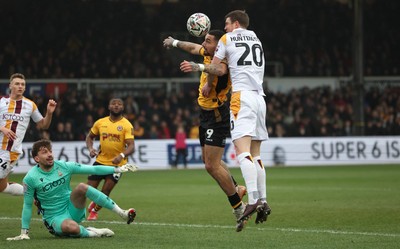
0, 150, 18, 179
230, 91, 269, 141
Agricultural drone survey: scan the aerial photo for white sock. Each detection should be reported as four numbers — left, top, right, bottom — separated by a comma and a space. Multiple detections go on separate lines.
3, 182, 24, 196
237, 152, 258, 205
254, 156, 267, 201
112, 204, 125, 218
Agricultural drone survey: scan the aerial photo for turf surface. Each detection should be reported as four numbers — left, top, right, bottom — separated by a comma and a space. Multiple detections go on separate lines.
1, 165, 399, 248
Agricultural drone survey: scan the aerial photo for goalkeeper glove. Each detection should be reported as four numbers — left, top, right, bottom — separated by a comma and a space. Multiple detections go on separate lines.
115, 163, 139, 173
6, 229, 30, 241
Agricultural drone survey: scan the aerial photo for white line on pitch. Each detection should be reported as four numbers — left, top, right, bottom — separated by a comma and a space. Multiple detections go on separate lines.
1, 217, 399, 238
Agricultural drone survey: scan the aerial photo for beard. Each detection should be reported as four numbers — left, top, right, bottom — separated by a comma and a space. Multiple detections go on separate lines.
41, 158, 54, 170
110, 110, 123, 117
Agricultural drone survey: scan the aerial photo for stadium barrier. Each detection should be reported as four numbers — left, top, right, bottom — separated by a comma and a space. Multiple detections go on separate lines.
13, 136, 400, 173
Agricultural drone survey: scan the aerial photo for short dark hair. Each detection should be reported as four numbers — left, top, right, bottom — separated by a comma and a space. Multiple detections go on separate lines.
225, 10, 249, 28
109, 98, 123, 104
9, 73, 25, 82
31, 139, 52, 158
208, 30, 225, 41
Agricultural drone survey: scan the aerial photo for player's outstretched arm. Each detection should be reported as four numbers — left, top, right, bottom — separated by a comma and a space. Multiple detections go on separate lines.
179, 60, 227, 76
69, 162, 138, 175
163, 36, 202, 55
180, 60, 200, 73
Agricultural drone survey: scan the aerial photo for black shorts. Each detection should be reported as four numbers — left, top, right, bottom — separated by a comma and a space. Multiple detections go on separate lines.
199, 101, 230, 148
87, 162, 122, 183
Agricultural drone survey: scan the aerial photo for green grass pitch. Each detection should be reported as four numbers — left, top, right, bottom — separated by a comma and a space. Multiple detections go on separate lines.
1, 165, 399, 249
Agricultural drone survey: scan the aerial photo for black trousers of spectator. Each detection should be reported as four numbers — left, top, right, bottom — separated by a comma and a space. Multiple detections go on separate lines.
173, 148, 187, 168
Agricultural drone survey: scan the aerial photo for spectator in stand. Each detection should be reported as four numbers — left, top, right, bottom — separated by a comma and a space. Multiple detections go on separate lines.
76, 114, 95, 141
40, 130, 51, 140
133, 120, 145, 139
148, 124, 160, 139
64, 121, 76, 140
275, 123, 286, 138
159, 121, 171, 139
189, 118, 200, 139
172, 124, 187, 169
51, 122, 69, 141
124, 96, 140, 120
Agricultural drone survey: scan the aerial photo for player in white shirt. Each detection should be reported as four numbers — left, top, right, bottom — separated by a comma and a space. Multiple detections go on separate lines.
0, 73, 57, 196
180, 10, 271, 232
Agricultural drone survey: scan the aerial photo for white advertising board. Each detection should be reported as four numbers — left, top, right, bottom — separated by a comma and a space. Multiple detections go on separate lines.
12, 136, 400, 173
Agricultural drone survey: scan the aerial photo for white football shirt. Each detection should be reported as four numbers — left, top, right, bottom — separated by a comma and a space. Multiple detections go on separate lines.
0, 96, 43, 159
214, 28, 265, 95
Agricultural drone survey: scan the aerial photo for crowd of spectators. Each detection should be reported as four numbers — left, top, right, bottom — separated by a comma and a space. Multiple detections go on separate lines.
266, 85, 400, 137
24, 86, 201, 142
0, 0, 399, 78
23, 84, 400, 142
1, 0, 399, 140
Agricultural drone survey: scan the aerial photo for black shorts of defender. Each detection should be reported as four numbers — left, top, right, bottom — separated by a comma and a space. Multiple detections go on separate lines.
87, 162, 122, 183
199, 101, 230, 148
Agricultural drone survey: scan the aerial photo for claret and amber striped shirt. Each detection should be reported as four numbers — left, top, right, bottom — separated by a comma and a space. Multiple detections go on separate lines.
0, 96, 43, 160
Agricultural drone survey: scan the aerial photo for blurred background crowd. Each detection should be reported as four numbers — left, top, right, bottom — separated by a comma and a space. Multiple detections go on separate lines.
1, 0, 399, 140
23, 84, 400, 142
1, 0, 398, 78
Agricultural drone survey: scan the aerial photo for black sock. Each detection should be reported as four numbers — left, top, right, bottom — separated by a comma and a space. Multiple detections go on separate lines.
228, 193, 242, 209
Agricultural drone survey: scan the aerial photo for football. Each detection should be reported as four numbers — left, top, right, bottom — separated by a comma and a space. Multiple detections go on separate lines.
186, 13, 211, 37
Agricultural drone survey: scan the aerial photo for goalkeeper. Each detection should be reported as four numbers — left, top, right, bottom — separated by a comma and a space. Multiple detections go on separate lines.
7, 139, 138, 240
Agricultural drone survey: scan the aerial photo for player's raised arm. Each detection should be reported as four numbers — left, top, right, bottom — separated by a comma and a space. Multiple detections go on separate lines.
36, 99, 57, 130
163, 36, 202, 55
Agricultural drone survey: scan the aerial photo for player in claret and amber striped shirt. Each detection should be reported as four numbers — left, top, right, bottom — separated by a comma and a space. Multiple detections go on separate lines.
0, 73, 56, 196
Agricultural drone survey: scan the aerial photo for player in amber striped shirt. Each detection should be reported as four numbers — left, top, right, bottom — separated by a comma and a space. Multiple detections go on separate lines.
0, 73, 56, 196
164, 31, 246, 224
86, 98, 135, 220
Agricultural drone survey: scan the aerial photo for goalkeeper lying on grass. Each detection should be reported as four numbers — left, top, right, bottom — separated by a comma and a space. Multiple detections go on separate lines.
7, 139, 138, 240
